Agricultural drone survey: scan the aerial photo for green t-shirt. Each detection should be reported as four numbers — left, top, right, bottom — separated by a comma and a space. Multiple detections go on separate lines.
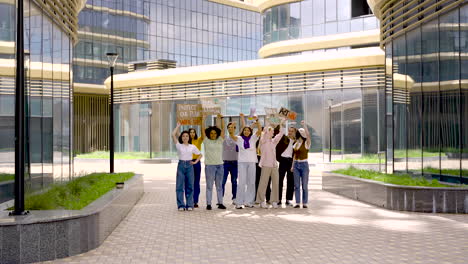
203, 137, 224, 165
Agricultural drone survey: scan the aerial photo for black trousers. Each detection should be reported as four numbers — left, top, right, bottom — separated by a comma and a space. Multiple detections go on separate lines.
255, 156, 271, 201
278, 157, 294, 202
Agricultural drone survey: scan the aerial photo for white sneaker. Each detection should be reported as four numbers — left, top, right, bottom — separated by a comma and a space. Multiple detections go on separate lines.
187, 207, 193, 211
260, 202, 268, 209
272, 202, 278, 209
178, 208, 185, 211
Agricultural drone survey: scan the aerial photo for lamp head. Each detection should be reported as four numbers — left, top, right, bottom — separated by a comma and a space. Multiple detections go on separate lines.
106, 52, 119, 68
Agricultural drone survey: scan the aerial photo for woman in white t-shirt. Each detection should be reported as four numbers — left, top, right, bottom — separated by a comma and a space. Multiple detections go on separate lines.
229, 114, 261, 209
172, 123, 202, 211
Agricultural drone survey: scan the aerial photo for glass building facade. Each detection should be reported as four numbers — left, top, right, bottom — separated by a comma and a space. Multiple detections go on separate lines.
385, 1, 468, 183
74, 0, 262, 86
73, 0, 262, 153
113, 66, 385, 162
0, 0, 74, 203
262, 0, 379, 45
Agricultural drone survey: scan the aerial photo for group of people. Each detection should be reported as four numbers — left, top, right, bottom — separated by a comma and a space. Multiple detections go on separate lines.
171, 113, 310, 211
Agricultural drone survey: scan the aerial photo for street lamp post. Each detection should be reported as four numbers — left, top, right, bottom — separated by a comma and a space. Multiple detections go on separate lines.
106, 52, 118, 174
11, 0, 28, 216
149, 108, 152, 159
328, 99, 333, 163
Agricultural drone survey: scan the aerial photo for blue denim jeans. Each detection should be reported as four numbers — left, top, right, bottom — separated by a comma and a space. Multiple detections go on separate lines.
192, 159, 201, 204
205, 164, 224, 205
293, 161, 309, 204
176, 160, 194, 209
222, 160, 238, 200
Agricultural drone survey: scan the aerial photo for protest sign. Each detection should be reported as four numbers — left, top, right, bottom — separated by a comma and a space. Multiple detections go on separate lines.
265, 107, 280, 125
177, 104, 202, 125
200, 98, 222, 115
278, 107, 297, 120
248, 107, 256, 120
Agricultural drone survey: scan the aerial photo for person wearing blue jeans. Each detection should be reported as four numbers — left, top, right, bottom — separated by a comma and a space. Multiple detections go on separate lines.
205, 164, 224, 208
202, 113, 227, 210
222, 160, 238, 200
188, 128, 204, 208
172, 123, 202, 211
293, 161, 309, 207
222, 121, 238, 203
292, 121, 311, 209
177, 160, 195, 209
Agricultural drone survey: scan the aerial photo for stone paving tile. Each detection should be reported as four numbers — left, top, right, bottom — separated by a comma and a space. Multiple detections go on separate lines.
43, 162, 468, 264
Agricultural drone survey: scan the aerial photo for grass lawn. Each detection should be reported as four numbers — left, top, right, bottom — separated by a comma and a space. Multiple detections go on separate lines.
16, 172, 135, 210
0, 173, 14, 183
332, 167, 465, 187
76, 151, 176, 159
423, 167, 468, 177
333, 149, 440, 164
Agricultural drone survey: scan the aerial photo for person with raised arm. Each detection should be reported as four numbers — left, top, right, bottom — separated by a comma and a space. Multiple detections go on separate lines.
275, 124, 297, 207
202, 113, 227, 210
292, 120, 311, 209
222, 120, 238, 205
172, 123, 202, 211
256, 118, 285, 209
188, 127, 203, 208
229, 113, 261, 209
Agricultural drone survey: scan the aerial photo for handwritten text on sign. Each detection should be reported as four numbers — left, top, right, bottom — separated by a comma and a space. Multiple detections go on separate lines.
177, 104, 202, 125
264, 107, 280, 125
278, 107, 297, 120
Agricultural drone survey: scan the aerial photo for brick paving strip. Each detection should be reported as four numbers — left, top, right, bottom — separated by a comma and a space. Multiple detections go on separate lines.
45, 162, 468, 264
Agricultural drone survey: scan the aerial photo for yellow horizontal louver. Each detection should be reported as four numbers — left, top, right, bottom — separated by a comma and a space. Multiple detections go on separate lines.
113, 67, 386, 104
379, 0, 463, 47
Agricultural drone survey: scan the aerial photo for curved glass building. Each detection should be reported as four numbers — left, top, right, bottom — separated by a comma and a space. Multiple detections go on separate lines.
73, 0, 262, 153
369, 0, 468, 182
0, 0, 84, 202
105, 0, 387, 164
262, 0, 379, 45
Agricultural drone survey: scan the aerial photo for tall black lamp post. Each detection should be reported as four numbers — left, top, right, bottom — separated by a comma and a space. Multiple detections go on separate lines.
328, 99, 333, 163
11, 0, 27, 216
149, 108, 152, 159
106, 52, 118, 174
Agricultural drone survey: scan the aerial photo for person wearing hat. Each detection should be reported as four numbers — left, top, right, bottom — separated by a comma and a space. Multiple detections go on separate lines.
202, 113, 227, 210
292, 120, 311, 208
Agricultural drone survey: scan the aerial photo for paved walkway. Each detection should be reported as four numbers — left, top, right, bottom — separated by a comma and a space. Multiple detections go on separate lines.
46, 162, 468, 264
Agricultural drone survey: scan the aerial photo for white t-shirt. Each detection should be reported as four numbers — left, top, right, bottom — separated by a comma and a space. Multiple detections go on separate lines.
281, 138, 294, 158
176, 143, 201, 161
236, 134, 259, 163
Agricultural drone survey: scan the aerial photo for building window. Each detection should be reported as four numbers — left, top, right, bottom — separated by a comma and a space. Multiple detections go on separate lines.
352, 0, 372, 18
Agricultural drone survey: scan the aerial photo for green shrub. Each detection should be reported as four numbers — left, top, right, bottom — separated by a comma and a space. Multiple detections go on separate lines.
18, 172, 135, 210
0, 173, 14, 183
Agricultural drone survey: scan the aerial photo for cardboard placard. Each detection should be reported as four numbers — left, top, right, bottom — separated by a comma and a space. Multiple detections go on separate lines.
200, 98, 222, 115
177, 104, 202, 125
278, 107, 297, 120
265, 107, 280, 125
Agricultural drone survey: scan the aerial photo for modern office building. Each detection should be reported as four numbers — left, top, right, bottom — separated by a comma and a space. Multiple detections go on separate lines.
369, 0, 468, 181
106, 0, 387, 163
0, 0, 85, 202
73, 0, 262, 153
